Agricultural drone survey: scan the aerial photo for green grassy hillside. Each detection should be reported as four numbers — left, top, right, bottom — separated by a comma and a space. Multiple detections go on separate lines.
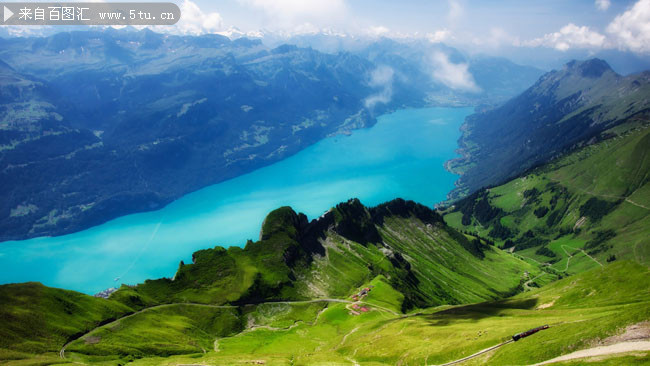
0, 198, 540, 365
0, 282, 134, 358
444, 118, 650, 276
52, 261, 649, 366
1, 194, 647, 365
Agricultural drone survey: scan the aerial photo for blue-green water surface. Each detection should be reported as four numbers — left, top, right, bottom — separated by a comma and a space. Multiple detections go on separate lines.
0, 107, 471, 294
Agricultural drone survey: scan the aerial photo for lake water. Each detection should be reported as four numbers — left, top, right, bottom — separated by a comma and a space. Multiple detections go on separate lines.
0, 107, 472, 294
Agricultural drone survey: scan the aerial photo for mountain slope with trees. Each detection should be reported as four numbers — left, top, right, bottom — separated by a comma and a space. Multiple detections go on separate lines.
443, 109, 650, 275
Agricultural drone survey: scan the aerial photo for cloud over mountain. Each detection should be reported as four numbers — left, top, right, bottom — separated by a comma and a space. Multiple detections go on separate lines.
173, 0, 223, 35
239, 0, 350, 31
430, 52, 479, 92
607, 0, 650, 53
525, 23, 606, 51
364, 65, 395, 109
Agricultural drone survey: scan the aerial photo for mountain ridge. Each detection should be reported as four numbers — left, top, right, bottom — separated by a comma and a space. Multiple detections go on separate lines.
447, 58, 650, 199
1, 223, 647, 364
115, 197, 535, 311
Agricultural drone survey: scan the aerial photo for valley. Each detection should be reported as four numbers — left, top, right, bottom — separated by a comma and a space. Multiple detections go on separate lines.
0, 17, 649, 366
2, 112, 649, 363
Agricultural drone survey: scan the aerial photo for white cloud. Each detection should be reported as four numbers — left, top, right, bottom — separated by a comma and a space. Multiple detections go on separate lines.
240, 0, 349, 31
364, 65, 394, 109
426, 29, 452, 43
518, 0, 650, 54
172, 0, 223, 35
368, 26, 390, 37
525, 23, 606, 51
430, 52, 479, 92
368, 65, 394, 87
606, 0, 650, 53
595, 0, 611, 11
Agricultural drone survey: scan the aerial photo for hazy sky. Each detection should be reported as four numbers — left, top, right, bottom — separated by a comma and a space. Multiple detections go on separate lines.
3, 0, 649, 57
205, 0, 629, 37
180, 0, 648, 54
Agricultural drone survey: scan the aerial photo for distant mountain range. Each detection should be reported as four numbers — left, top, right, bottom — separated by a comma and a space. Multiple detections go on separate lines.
0, 29, 542, 241
440, 57, 649, 280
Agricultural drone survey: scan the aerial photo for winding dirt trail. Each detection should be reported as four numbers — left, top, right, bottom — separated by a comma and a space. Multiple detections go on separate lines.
625, 198, 650, 210
523, 272, 548, 291
561, 245, 603, 269
560, 246, 574, 272
429, 336, 650, 366
533, 321, 650, 365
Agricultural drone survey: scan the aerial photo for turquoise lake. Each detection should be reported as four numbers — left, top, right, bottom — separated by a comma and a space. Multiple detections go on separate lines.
0, 107, 472, 294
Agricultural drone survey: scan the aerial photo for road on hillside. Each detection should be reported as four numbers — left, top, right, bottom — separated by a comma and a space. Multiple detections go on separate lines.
429, 340, 650, 366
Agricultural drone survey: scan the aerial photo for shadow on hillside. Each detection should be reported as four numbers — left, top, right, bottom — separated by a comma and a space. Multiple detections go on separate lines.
422, 298, 539, 326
